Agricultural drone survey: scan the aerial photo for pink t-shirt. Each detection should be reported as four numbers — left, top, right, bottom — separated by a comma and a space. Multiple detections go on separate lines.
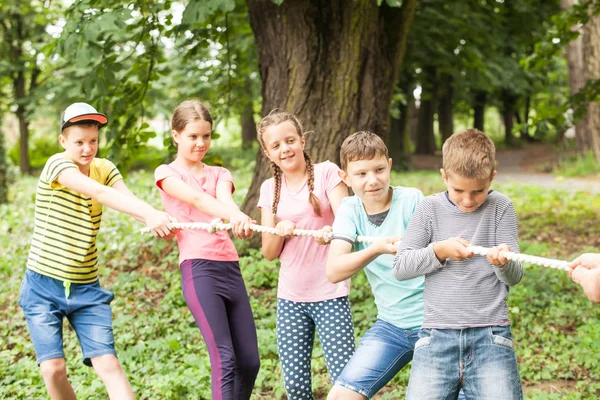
155, 162, 239, 264
257, 161, 350, 302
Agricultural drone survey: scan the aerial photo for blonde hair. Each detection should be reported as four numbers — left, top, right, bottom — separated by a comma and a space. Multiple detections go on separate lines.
257, 110, 321, 217
442, 128, 496, 180
171, 100, 213, 132
340, 131, 389, 171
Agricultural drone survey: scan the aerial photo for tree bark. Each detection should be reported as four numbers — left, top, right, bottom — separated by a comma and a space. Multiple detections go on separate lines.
0, 105, 8, 204
502, 90, 518, 147
582, 8, 600, 158
473, 91, 486, 131
561, 0, 588, 150
438, 75, 454, 142
243, 0, 418, 220
241, 100, 257, 149
7, 13, 31, 174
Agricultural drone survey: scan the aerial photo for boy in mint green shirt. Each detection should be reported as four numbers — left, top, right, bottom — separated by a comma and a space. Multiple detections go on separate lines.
325, 131, 425, 400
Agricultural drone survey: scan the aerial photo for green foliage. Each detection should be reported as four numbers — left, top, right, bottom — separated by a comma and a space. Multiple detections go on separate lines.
8, 133, 62, 171
2, 154, 600, 398
524, 1, 600, 127
553, 152, 600, 178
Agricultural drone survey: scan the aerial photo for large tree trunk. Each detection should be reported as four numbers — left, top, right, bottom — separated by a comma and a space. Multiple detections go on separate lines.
561, 0, 588, 149
242, 0, 418, 220
582, 8, 600, 157
241, 100, 257, 149
473, 91, 486, 131
438, 75, 454, 142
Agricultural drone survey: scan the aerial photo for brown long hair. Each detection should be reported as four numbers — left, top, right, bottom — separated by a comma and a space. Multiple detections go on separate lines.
171, 100, 213, 132
257, 111, 321, 217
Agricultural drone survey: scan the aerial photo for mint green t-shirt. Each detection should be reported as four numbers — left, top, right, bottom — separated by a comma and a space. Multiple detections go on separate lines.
332, 186, 425, 330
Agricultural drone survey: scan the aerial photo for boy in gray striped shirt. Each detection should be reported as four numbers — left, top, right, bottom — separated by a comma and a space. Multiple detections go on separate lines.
393, 129, 523, 400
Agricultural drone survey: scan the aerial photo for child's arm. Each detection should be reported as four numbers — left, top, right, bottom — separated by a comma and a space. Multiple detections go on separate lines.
315, 182, 349, 245
393, 200, 473, 280
57, 169, 173, 237
260, 207, 286, 261
159, 175, 249, 226
215, 179, 253, 238
569, 254, 600, 302
328, 182, 349, 215
487, 202, 523, 286
327, 236, 401, 283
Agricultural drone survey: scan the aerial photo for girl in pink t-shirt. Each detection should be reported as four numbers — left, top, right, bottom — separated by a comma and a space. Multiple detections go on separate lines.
256, 111, 355, 399
154, 100, 259, 400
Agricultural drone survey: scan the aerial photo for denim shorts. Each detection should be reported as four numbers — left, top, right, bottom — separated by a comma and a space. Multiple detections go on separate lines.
18, 269, 116, 366
334, 319, 420, 398
407, 326, 522, 400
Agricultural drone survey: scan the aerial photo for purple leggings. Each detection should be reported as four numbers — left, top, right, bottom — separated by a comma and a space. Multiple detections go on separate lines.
180, 259, 260, 400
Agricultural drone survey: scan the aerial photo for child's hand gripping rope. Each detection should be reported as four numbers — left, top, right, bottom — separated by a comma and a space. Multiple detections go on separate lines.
141, 220, 571, 271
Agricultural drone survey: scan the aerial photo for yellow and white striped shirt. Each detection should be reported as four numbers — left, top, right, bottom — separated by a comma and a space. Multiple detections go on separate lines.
26, 153, 122, 283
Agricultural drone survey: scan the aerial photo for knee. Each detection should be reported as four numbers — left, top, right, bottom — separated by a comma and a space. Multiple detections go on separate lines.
238, 356, 260, 379
90, 354, 123, 378
327, 385, 365, 400
40, 358, 68, 382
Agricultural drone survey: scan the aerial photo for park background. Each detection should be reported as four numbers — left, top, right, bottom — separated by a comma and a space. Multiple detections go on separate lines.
1, 0, 600, 398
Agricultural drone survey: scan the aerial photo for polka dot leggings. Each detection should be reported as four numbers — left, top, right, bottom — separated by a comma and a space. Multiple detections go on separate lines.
276, 296, 355, 400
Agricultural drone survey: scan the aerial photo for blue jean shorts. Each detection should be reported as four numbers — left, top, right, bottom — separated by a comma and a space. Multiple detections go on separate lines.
18, 269, 116, 367
407, 326, 522, 400
334, 319, 419, 398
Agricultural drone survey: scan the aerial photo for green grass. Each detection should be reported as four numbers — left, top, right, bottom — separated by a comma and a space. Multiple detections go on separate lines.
553, 152, 600, 179
1, 154, 599, 399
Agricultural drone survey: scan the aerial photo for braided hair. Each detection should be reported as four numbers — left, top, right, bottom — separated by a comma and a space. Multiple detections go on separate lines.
257, 110, 322, 217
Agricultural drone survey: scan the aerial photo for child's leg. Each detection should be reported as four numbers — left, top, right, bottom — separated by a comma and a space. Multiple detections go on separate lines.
181, 259, 240, 400
18, 270, 75, 399
310, 296, 355, 383
225, 262, 260, 399
406, 328, 462, 400
39, 358, 77, 400
328, 319, 419, 400
90, 355, 134, 400
277, 298, 316, 400
66, 280, 133, 400
462, 326, 522, 400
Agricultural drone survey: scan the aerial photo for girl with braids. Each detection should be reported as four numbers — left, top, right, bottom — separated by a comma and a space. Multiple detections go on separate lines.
257, 111, 355, 399
154, 100, 260, 400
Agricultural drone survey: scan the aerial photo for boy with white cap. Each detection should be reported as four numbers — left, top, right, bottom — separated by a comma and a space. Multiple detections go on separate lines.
18, 102, 174, 399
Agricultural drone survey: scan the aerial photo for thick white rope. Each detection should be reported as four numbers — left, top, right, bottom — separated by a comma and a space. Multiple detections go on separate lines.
142, 220, 571, 270
142, 219, 379, 243
467, 245, 569, 271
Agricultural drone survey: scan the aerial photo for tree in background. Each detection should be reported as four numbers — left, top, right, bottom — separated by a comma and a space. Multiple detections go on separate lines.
241, 0, 418, 218
527, 0, 600, 156
0, 0, 59, 175
0, 82, 9, 204
581, 6, 600, 157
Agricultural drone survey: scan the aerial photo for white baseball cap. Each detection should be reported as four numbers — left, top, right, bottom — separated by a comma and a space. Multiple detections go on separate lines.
61, 102, 108, 131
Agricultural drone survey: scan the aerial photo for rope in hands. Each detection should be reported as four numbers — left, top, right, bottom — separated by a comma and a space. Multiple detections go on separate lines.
142, 220, 570, 271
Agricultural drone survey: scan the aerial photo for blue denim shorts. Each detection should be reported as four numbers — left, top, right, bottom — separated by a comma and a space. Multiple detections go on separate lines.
334, 319, 419, 398
407, 326, 522, 400
18, 269, 116, 367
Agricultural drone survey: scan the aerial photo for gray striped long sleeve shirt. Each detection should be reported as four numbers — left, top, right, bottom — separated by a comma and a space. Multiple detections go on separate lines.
393, 190, 523, 329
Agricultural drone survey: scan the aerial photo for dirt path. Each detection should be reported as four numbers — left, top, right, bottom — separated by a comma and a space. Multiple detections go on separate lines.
410, 142, 600, 194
